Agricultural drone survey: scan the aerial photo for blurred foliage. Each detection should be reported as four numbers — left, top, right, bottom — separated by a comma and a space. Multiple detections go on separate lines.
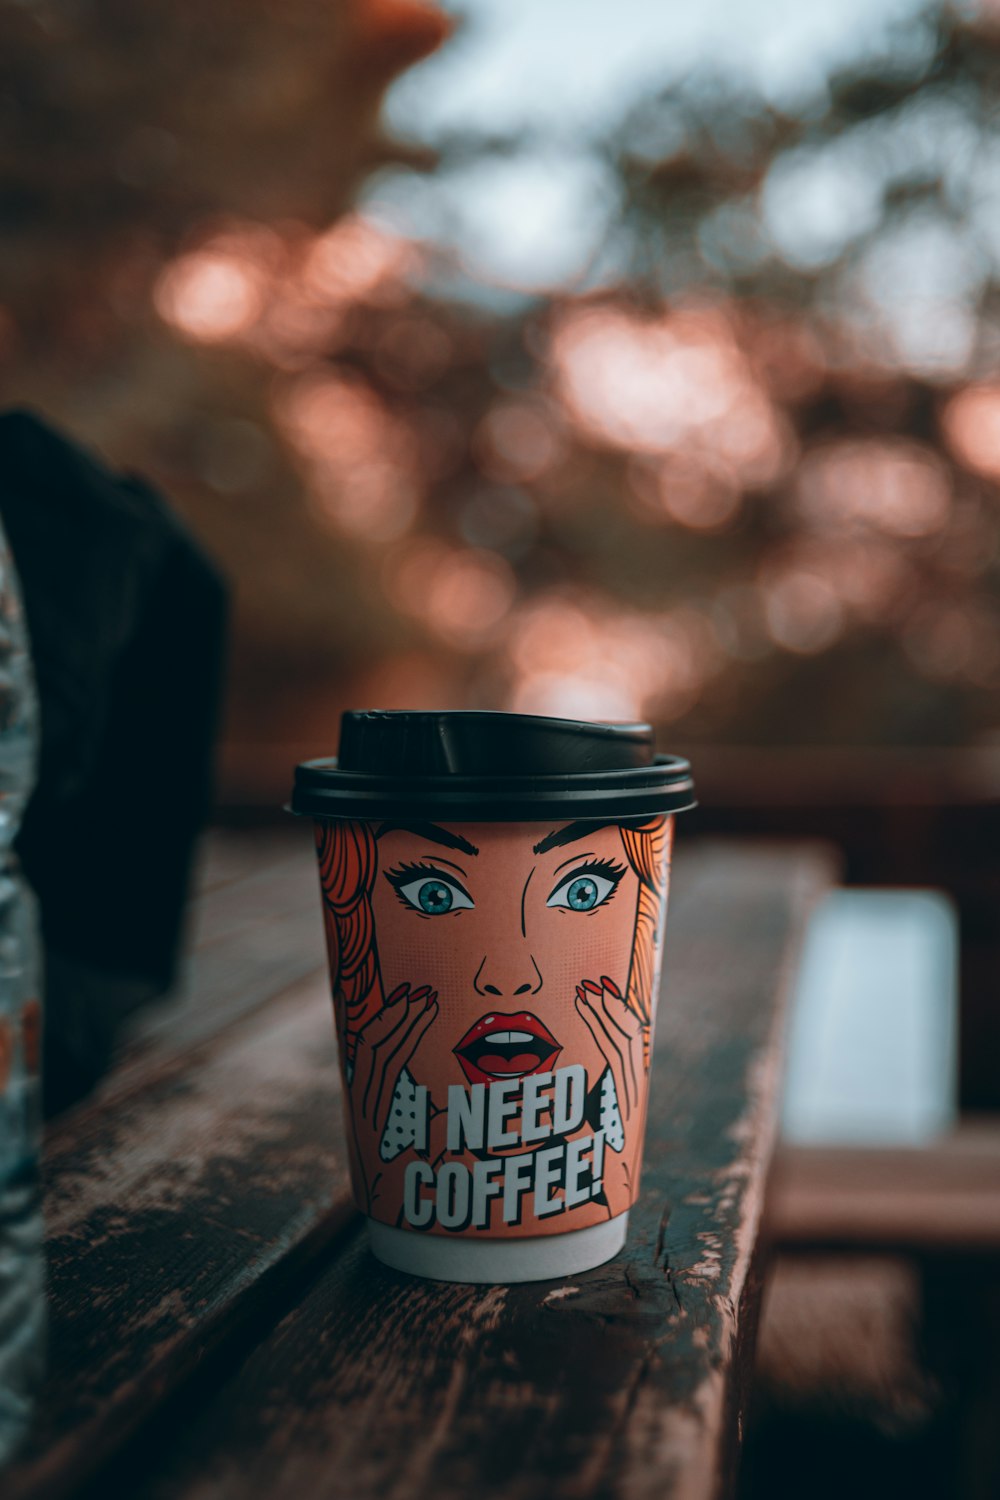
2, 0, 1000, 793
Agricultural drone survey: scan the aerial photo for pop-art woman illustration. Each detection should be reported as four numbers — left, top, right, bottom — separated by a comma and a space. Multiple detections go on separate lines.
316, 814, 672, 1238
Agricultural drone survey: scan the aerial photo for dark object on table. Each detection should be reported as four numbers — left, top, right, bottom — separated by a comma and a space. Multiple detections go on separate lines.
0, 410, 228, 1115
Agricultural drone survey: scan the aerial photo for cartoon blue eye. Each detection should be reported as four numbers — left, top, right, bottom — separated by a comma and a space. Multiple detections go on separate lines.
390, 870, 474, 916
567, 876, 599, 910
547, 869, 619, 912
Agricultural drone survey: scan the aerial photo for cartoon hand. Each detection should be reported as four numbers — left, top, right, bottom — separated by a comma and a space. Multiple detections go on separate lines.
575, 976, 645, 1126
349, 982, 441, 1217
575, 977, 646, 1217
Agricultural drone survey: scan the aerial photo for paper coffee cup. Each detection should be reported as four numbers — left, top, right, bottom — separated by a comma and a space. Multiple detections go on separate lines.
292, 711, 695, 1283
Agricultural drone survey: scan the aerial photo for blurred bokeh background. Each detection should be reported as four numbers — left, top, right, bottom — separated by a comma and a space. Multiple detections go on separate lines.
3, 0, 998, 1109
5, 0, 1000, 773
4, 3, 1000, 1495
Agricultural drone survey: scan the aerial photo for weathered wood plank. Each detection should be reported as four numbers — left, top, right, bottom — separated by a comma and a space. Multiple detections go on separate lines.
192, 828, 309, 897
112, 842, 833, 1500
79, 826, 322, 1111
5, 971, 353, 1500
751, 1254, 931, 1424
767, 1130, 1000, 1252
4, 825, 329, 1499
128, 874, 323, 1055
187, 836, 316, 953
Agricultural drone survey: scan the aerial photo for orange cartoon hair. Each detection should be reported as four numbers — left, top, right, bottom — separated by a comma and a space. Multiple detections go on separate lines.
315, 819, 383, 1061
619, 816, 672, 1034
620, 816, 673, 1063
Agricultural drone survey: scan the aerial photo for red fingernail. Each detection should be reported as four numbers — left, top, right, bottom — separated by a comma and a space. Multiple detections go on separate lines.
386, 983, 409, 1005
582, 980, 602, 995
576, 985, 587, 1002
410, 985, 432, 1001
601, 976, 622, 998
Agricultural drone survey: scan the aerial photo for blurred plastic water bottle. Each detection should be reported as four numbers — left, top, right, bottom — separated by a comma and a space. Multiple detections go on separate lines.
0, 517, 43, 1466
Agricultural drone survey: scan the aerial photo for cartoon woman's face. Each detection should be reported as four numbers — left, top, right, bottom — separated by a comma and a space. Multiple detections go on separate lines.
369, 820, 641, 1112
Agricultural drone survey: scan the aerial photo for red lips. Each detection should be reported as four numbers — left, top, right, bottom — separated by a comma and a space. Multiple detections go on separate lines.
453, 1012, 562, 1086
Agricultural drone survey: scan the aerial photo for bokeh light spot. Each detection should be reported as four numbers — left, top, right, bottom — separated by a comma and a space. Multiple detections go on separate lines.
276, 372, 421, 541
504, 590, 722, 723
474, 399, 564, 482
384, 540, 516, 649
550, 301, 791, 488
155, 247, 267, 343
301, 214, 415, 305
762, 571, 845, 654
795, 439, 951, 537
942, 384, 1000, 481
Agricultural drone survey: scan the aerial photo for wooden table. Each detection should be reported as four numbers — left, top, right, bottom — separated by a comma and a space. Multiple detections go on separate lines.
5, 832, 833, 1500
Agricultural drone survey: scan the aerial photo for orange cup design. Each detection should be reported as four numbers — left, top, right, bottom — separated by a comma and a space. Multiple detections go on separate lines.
315, 815, 673, 1243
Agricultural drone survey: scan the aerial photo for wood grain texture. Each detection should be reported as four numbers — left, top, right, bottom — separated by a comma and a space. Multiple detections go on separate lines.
78, 826, 323, 1112
112, 841, 834, 1500
192, 829, 312, 897
5, 972, 353, 1500
752, 1255, 933, 1425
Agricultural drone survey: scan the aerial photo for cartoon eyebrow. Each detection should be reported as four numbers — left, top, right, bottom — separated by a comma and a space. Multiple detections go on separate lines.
376, 822, 480, 856
533, 821, 615, 855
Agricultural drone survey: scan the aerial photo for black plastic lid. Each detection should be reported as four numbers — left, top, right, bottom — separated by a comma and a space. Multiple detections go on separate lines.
291, 711, 696, 822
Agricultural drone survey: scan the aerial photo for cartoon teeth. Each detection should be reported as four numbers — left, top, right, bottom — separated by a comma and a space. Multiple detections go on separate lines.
598, 1067, 625, 1153
484, 1030, 533, 1044
379, 1067, 428, 1161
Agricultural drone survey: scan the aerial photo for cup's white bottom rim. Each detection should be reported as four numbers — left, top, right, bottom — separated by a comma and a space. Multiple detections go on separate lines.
367, 1213, 629, 1284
